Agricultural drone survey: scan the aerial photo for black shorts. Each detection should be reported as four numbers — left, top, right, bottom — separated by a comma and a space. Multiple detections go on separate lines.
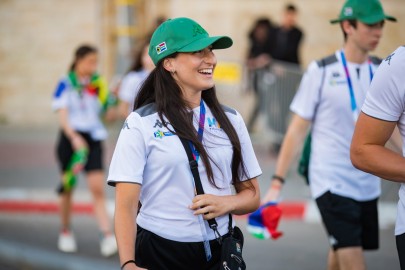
135, 226, 223, 270
56, 131, 103, 173
315, 191, 379, 251
396, 233, 405, 270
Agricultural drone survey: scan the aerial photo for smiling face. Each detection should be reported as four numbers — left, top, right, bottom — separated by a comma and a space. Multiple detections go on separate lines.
164, 46, 216, 94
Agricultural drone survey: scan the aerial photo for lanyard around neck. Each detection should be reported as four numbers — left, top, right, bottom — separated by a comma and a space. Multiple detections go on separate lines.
188, 99, 206, 162
340, 50, 374, 122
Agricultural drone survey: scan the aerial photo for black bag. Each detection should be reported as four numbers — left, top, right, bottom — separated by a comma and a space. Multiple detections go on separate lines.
220, 215, 246, 270
178, 137, 246, 270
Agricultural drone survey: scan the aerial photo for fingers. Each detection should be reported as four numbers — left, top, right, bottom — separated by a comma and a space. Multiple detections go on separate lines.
189, 195, 227, 219
192, 205, 212, 216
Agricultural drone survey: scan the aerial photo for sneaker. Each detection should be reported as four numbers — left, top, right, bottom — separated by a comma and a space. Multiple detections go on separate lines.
58, 230, 77, 253
100, 234, 117, 257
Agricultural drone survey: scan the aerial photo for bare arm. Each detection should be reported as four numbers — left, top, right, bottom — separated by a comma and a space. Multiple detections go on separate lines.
57, 108, 87, 150
190, 178, 260, 219
118, 101, 131, 119
114, 183, 146, 270
351, 112, 405, 183
262, 114, 311, 202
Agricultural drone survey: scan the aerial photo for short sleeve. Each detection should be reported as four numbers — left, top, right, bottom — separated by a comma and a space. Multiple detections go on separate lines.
362, 48, 405, 122
290, 61, 324, 120
118, 73, 144, 104
235, 112, 262, 181
107, 112, 147, 186
52, 79, 68, 111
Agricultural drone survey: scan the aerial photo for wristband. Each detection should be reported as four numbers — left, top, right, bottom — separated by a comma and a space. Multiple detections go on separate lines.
121, 259, 136, 269
272, 175, 285, 184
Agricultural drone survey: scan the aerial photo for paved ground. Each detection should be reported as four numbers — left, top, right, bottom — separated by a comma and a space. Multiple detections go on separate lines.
0, 123, 401, 269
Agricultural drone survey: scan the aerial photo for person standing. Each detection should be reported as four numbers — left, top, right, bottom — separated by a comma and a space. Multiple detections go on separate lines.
118, 40, 155, 118
108, 17, 261, 270
272, 4, 303, 66
351, 46, 405, 270
52, 45, 117, 257
246, 18, 276, 132
262, 1, 396, 269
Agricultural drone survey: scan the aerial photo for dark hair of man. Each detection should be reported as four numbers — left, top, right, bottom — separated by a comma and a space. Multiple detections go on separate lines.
341, 20, 357, 41
134, 56, 251, 189
286, 4, 297, 13
69, 45, 97, 72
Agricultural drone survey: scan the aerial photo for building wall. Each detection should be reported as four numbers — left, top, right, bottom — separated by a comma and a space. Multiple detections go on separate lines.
0, 0, 404, 126
0, 0, 111, 126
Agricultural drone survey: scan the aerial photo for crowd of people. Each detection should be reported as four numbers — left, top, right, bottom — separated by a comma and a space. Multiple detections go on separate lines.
51, 1, 404, 269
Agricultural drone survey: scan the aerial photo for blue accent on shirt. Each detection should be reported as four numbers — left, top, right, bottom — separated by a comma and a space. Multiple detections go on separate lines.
54, 80, 67, 98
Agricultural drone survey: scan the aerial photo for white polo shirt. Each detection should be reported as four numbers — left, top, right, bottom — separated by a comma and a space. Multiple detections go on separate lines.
118, 70, 149, 114
107, 101, 262, 242
52, 76, 108, 140
362, 46, 405, 236
291, 50, 380, 201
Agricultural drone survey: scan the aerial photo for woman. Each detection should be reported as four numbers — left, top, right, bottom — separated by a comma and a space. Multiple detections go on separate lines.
118, 39, 155, 118
52, 45, 117, 257
108, 18, 261, 270
245, 18, 276, 132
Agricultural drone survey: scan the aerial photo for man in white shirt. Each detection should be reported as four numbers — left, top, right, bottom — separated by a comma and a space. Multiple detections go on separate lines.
351, 46, 405, 270
262, 0, 396, 269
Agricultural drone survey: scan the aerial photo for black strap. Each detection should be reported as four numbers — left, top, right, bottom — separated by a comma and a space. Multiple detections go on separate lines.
179, 137, 232, 243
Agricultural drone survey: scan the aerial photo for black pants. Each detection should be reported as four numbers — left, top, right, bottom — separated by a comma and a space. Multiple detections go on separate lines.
135, 226, 222, 270
397, 233, 405, 270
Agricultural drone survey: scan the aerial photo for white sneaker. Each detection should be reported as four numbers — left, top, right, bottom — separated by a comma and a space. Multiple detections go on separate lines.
100, 234, 117, 257
58, 230, 77, 253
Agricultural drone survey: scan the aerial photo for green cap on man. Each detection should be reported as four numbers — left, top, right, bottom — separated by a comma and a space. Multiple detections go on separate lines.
330, 0, 396, 24
148, 17, 233, 65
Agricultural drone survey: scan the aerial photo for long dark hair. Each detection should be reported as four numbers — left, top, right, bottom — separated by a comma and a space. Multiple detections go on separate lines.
69, 45, 97, 72
134, 58, 251, 189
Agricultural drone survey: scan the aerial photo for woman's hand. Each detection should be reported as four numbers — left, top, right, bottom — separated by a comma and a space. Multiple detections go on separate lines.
262, 178, 283, 204
190, 194, 233, 220
70, 134, 88, 151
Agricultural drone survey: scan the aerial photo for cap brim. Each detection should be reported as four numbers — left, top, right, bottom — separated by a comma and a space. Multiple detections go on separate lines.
331, 14, 397, 24
177, 36, 233, 53
330, 18, 341, 24
385, 15, 397, 22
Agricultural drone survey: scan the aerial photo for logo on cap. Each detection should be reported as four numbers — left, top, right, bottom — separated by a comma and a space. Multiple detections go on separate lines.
344, 7, 353, 16
156, 42, 167, 55
193, 25, 206, 37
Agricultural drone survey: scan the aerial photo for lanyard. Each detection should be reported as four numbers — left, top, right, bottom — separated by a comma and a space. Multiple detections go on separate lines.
340, 50, 374, 122
187, 99, 212, 261
188, 99, 206, 162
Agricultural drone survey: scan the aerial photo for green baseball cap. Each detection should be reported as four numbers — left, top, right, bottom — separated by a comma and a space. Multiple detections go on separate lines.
148, 17, 233, 65
330, 0, 396, 24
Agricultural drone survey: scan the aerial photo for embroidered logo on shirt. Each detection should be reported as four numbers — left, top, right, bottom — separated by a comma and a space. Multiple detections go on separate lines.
207, 117, 223, 133
385, 53, 395, 65
154, 130, 174, 139
122, 120, 130, 130
153, 119, 171, 128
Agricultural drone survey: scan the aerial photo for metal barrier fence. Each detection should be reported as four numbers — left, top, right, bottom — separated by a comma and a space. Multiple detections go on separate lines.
249, 61, 303, 144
